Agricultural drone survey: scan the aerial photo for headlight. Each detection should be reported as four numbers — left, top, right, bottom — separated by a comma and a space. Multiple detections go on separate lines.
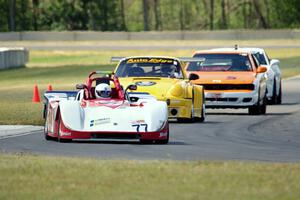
169, 83, 183, 97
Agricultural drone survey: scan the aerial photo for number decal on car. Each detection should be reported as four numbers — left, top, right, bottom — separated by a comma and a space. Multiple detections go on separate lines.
132, 124, 148, 132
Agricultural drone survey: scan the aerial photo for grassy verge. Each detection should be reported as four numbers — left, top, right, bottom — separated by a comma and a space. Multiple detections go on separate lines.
0, 48, 299, 125
0, 154, 299, 200
0, 64, 114, 125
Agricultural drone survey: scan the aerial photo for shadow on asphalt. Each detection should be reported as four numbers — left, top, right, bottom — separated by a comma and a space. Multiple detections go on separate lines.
280, 102, 299, 106
207, 112, 248, 116
169, 121, 222, 124
265, 112, 293, 116
67, 140, 188, 145
207, 112, 292, 116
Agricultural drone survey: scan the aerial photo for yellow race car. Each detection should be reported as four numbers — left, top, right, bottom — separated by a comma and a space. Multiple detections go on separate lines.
112, 56, 205, 122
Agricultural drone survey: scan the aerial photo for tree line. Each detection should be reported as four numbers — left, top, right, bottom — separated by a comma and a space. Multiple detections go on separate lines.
0, 0, 299, 32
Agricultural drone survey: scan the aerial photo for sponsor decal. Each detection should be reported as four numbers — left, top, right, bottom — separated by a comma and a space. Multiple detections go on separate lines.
212, 93, 223, 99
131, 120, 145, 124
126, 58, 174, 64
226, 76, 237, 80
135, 81, 156, 86
212, 79, 222, 83
60, 131, 72, 136
160, 131, 168, 137
90, 118, 110, 127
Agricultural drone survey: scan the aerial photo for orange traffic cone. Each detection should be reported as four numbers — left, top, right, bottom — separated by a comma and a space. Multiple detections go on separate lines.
47, 84, 53, 91
32, 84, 41, 103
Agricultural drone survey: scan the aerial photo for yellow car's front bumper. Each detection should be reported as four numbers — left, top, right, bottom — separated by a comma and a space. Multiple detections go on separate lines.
160, 97, 201, 119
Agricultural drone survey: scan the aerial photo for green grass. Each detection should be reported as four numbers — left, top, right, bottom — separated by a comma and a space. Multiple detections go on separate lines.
0, 64, 114, 125
0, 48, 299, 125
0, 154, 299, 200
28, 50, 195, 67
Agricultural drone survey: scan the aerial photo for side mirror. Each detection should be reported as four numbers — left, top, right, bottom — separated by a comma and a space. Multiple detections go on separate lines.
257, 66, 267, 73
124, 84, 137, 101
126, 84, 137, 91
76, 84, 87, 90
188, 73, 199, 81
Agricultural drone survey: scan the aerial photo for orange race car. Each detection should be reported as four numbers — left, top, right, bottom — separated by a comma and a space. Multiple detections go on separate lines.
186, 48, 268, 115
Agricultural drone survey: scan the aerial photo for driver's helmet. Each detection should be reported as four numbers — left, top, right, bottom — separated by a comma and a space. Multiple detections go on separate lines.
95, 83, 112, 99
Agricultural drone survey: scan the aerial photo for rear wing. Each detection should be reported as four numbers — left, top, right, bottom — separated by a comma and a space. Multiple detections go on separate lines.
89, 71, 113, 78
44, 91, 78, 103
43, 91, 78, 119
110, 56, 205, 63
111, 57, 126, 62
178, 57, 205, 63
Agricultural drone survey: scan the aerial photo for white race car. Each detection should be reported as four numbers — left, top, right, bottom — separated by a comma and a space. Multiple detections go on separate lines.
43, 71, 169, 144
244, 48, 282, 104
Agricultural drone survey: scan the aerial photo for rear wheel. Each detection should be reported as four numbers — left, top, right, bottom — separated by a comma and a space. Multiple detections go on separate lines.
44, 120, 51, 140
276, 80, 282, 104
177, 117, 193, 123
270, 79, 277, 104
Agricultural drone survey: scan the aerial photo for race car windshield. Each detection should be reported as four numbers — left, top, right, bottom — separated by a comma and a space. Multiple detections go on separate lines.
115, 58, 184, 78
252, 52, 267, 65
187, 54, 252, 72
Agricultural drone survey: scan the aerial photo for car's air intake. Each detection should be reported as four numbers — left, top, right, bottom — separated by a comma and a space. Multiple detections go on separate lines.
202, 84, 255, 90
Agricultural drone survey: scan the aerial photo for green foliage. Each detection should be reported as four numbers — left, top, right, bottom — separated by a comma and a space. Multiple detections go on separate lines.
1, 0, 300, 31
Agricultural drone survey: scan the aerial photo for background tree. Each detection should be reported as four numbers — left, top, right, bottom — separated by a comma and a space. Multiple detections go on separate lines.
9, 0, 16, 31
209, 0, 214, 30
0, 0, 299, 32
142, 0, 149, 31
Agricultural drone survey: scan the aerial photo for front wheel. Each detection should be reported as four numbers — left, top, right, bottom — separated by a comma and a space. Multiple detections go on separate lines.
155, 125, 169, 144
195, 103, 205, 123
44, 120, 51, 140
140, 124, 169, 145
248, 92, 267, 115
57, 115, 71, 143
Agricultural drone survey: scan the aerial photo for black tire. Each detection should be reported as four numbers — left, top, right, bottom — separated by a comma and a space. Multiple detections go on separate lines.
270, 80, 277, 105
260, 94, 267, 114
140, 124, 169, 145
177, 117, 194, 123
195, 103, 205, 123
57, 116, 71, 143
276, 81, 282, 104
44, 120, 51, 140
155, 124, 169, 144
248, 105, 260, 115
140, 139, 154, 144
248, 90, 267, 115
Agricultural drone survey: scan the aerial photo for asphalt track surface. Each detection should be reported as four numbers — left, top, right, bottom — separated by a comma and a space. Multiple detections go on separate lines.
1, 77, 300, 162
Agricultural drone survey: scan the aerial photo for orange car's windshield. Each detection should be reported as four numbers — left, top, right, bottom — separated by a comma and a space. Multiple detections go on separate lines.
187, 53, 252, 72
